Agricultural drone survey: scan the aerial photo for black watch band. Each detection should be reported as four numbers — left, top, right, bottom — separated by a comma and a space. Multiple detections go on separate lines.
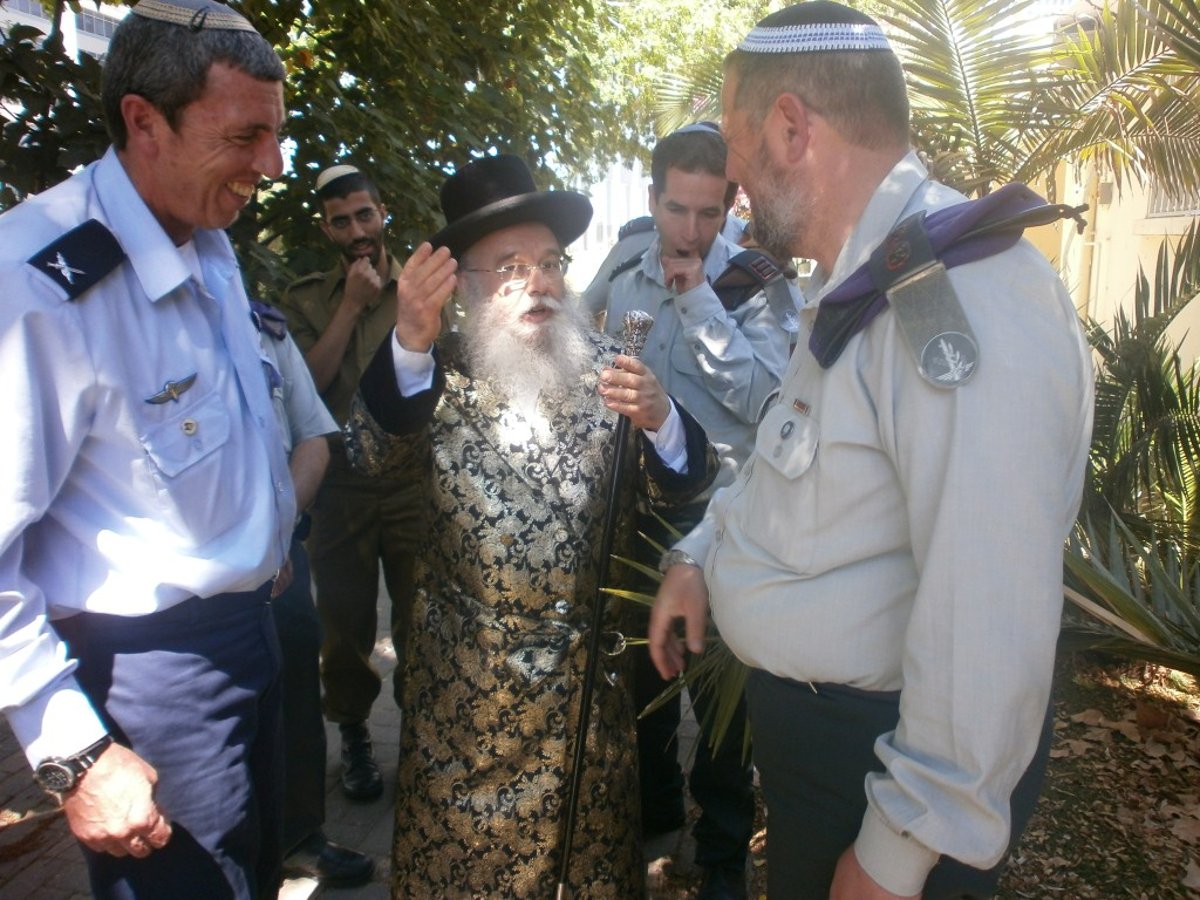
33, 734, 113, 795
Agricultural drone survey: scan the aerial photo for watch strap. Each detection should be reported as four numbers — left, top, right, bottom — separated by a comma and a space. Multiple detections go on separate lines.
658, 548, 701, 575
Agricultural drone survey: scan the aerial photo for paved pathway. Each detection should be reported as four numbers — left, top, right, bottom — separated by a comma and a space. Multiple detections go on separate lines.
0, 578, 698, 898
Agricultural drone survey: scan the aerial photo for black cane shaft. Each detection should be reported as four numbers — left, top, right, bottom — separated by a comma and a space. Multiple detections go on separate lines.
556, 311, 653, 895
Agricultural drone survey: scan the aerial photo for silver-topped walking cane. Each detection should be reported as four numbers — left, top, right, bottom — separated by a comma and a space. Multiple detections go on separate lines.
555, 310, 654, 900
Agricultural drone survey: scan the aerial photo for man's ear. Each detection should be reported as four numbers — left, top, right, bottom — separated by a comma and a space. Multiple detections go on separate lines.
647, 183, 660, 213
773, 92, 812, 164
120, 94, 165, 157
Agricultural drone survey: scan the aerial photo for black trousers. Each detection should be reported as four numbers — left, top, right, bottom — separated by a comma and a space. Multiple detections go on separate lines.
636, 651, 755, 871
745, 668, 1053, 899
634, 501, 754, 873
271, 540, 326, 853
56, 586, 284, 900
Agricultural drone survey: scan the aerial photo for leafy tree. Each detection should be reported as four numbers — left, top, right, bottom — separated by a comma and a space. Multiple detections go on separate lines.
0, 0, 628, 293
654, 0, 1200, 201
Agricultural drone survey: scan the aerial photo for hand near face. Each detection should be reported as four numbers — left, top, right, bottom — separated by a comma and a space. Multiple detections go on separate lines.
648, 562, 710, 680
394, 243, 457, 353
62, 743, 173, 858
660, 253, 707, 294
598, 354, 671, 432
342, 256, 383, 315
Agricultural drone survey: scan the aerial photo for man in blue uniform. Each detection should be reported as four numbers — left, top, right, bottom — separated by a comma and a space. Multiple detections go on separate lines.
0, 2, 297, 896
598, 124, 793, 900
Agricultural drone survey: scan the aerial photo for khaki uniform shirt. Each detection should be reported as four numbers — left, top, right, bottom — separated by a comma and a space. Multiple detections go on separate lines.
676, 152, 1094, 894
280, 254, 401, 426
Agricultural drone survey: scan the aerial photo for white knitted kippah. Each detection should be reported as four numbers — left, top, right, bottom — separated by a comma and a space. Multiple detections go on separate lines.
315, 165, 361, 193
132, 0, 257, 33
738, 22, 891, 53
738, 2, 892, 54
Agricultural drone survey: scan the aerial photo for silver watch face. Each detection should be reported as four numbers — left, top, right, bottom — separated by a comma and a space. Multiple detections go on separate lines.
35, 760, 77, 793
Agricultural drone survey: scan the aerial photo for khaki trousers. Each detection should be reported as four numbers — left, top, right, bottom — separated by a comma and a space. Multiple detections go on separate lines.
307, 448, 423, 724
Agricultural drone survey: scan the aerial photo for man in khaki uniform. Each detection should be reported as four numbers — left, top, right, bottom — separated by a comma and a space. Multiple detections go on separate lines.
280, 165, 421, 801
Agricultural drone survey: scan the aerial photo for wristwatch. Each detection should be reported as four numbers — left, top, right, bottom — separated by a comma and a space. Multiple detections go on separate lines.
34, 734, 113, 795
658, 548, 701, 575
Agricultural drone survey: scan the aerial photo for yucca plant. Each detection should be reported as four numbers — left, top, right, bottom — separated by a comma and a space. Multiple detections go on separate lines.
654, 0, 1200, 201
1063, 221, 1200, 672
605, 513, 750, 756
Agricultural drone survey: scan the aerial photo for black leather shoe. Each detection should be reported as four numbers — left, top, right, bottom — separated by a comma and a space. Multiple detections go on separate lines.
696, 865, 748, 900
282, 833, 375, 888
339, 722, 383, 801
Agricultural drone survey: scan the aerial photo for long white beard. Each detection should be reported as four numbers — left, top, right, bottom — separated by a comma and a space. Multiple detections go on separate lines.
462, 286, 593, 421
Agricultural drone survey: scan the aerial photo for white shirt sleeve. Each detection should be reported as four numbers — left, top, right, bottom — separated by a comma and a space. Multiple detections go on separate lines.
641, 398, 688, 474
391, 329, 437, 397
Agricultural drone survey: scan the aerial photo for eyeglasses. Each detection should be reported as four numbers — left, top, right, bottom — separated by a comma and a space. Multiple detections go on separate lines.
462, 255, 570, 286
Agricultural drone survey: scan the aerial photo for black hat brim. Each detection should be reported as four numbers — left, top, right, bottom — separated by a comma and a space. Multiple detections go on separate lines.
429, 191, 592, 260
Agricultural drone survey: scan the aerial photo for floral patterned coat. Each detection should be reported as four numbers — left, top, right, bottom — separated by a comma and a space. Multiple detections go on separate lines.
346, 330, 716, 899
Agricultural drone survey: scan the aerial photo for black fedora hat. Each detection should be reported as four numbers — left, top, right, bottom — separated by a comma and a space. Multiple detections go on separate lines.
430, 155, 592, 260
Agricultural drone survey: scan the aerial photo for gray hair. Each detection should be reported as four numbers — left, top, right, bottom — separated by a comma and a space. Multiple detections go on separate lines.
102, 15, 284, 149
724, 47, 910, 152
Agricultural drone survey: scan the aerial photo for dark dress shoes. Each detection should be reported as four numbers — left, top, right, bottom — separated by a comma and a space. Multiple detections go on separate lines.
282, 832, 375, 888
339, 721, 383, 801
696, 864, 749, 900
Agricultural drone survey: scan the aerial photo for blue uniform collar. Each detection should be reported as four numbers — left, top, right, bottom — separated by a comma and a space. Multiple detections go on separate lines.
92, 147, 195, 304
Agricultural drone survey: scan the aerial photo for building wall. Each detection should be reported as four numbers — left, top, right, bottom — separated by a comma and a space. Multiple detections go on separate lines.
1057, 163, 1200, 361
0, 0, 124, 59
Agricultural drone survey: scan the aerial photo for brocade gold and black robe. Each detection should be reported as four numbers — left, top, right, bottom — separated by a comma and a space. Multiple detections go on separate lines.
346, 330, 715, 899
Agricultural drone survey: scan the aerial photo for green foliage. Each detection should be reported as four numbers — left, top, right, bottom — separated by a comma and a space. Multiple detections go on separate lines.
0, 21, 108, 209
654, 0, 1200, 200
1065, 222, 1200, 673
608, 513, 750, 758
591, 0, 779, 146
0, 0, 629, 295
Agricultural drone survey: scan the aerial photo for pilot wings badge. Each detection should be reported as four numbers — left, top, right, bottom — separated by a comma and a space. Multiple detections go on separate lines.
145, 373, 198, 405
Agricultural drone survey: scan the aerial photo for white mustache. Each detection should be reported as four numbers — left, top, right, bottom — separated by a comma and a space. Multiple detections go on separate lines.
515, 294, 563, 316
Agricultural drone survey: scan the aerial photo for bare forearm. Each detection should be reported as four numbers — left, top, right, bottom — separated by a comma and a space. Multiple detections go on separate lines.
303, 303, 360, 391
289, 436, 330, 512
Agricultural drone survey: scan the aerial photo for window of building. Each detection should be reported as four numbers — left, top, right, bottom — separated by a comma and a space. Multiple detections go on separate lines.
75, 8, 119, 39
1147, 186, 1200, 219
7, 0, 49, 19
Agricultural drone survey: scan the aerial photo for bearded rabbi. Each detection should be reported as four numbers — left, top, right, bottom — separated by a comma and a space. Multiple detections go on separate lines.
344, 154, 718, 898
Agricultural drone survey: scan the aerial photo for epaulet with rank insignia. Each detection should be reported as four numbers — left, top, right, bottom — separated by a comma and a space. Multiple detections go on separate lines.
617, 215, 655, 242
288, 271, 325, 289
249, 300, 288, 341
608, 250, 646, 282
27, 219, 125, 302
711, 249, 783, 311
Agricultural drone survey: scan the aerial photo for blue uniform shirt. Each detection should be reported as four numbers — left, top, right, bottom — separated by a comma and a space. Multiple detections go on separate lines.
0, 148, 296, 765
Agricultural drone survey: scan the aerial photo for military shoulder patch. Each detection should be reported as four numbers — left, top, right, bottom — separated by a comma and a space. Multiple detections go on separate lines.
617, 215, 655, 242
608, 251, 646, 283
27, 219, 125, 302
249, 300, 288, 341
288, 271, 325, 288
867, 212, 979, 389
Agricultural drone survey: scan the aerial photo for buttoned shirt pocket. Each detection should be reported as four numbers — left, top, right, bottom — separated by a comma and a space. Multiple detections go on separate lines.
669, 337, 704, 378
138, 390, 238, 539
740, 402, 820, 573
